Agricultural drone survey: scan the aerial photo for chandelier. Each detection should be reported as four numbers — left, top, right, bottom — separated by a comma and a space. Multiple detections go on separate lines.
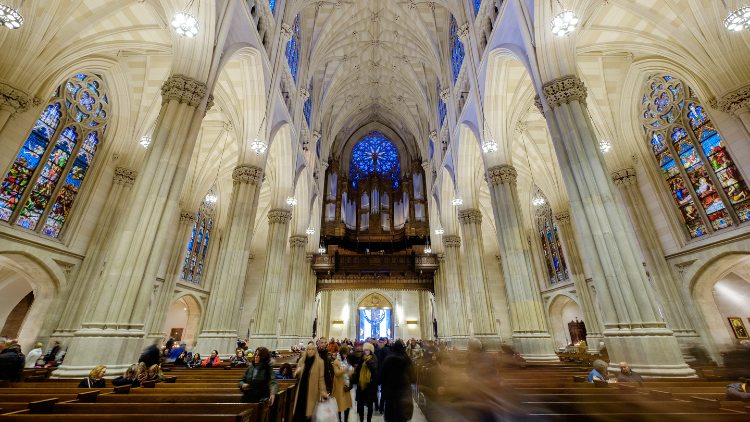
551, 1, 579, 37
434, 228, 444, 235
724, 4, 750, 32
205, 192, 218, 204
481, 138, 498, 153
305, 227, 315, 235
599, 139, 612, 153
250, 138, 268, 155
0, 2, 23, 29
286, 196, 297, 206
532, 193, 546, 207
139, 135, 151, 149
452, 197, 463, 206
171, 11, 199, 38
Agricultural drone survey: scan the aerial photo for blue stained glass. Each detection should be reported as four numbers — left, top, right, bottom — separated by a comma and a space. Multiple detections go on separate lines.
450, 15, 465, 83
687, 103, 708, 129
474, 0, 482, 14
181, 192, 215, 284
349, 131, 400, 189
437, 81, 447, 128
269, 0, 276, 13
286, 15, 300, 83
303, 95, 312, 127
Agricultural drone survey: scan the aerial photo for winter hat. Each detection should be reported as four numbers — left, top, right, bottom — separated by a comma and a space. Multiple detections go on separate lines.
363, 342, 375, 353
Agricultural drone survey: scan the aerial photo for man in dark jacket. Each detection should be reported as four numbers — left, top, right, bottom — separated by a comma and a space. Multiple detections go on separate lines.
317, 338, 334, 394
138, 341, 161, 368
0, 337, 25, 381
380, 340, 416, 422
375, 338, 391, 413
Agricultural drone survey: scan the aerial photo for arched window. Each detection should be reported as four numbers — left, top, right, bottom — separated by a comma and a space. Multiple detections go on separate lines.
269, 0, 276, 14
640, 74, 750, 238
349, 131, 400, 190
473, 0, 482, 15
437, 80, 447, 128
286, 14, 300, 83
304, 85, 313, 127
449, 15, 465, 83
534, 190, 568, 285
0, 73, 109, 238
181, 187, 216, 284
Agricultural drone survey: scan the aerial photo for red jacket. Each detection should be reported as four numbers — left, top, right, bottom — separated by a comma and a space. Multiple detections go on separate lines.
201, 356, 221, 367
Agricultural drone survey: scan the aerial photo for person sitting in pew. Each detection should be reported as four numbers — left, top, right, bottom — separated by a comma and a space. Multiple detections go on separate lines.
175, 350, 190, 365
187, 353, 202, 368
277, 362, 295, 379
616, 361, 643, 383
587, 359, 608, 382
726, 379, 750, 401
202, 350, 222, 367
231, 348, 248, 367
78, 365, 106, 388
113, 364, 140, 387
146, 364, 165, 382
240, 346, 278, 405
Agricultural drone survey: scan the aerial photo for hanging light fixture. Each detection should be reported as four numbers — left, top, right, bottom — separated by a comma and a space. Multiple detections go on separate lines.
434, 228, 444, 235
451, 197, 463, 206
599, 139, 612, 153
306, 227, 315, 235
139, 135, 152, 149
481, 138, 498, 153
286, 196, 298, 206
551, 0, 579, 36
723, 1, 750, 31
532, 193, 546, 207
250, 138, 268, 155
171, 1, 199, 38
205, 191, 218, 204
0, 1, 23, 29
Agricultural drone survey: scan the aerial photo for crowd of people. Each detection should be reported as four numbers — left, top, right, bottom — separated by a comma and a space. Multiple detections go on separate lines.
0, 337, 65, 382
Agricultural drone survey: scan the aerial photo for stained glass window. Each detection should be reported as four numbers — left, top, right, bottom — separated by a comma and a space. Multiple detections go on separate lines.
0, 73, 109, 238
349, 131, 400, 190
534, 191, 568, 285
437, 81, 447, 128
449, 15, 465, 83
641, 74, 750, 238
304, 86, 313, 127
181, 187, 216, 285
286, 14, 300, 83
474, 0, 482, 14
269, 0, 276, 13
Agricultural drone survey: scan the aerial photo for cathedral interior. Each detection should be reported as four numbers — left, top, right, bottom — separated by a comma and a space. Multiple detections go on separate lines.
0, 0, 750, 395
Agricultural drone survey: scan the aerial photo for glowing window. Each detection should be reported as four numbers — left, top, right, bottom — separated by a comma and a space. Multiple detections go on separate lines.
349, 131, 400, 189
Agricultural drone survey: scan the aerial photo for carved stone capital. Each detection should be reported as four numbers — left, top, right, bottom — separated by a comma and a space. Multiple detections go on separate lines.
113, 166, 137, 186
161, 74, 208, 107
312, 130, 321, 142
439, 88, 451, 102
611, 167, 637, 187
533, 94, 544, 114
268, 208, 292, 224
714, 83, 750, 115
515, 121, 527, 134
180, 210, 196, 223
442, 235, 461, 248
0, 81, 31, 114
553, 210, 570, 225
299, 87, 310, 100
280, 23, 294, 41
223, 121, 234, 132
458, 208, 482, 225
486, 165, 517, 186
457, 23, 470, 42
542, 75, 587, 109
289, 235, 308, 248
429, 130, 438, 142
204, 94, 215, 116
232, 164, 263, 185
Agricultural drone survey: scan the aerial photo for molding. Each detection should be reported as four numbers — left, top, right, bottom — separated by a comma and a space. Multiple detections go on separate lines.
611, 167, 637, 187
533, 94, 544, 114
161, 74, 208, 107
458, 208, 482, 225
289, 235, 308, 248
542, 75, 587, 109
113, 167, 137, 187
439, 88, 451, 102
442, 235, 461, 248
268, 209, 292, 224
457, 23, 470, 42
180, 210, 196, 223
553, 210, 570, 225
486, 165, 517, 186
232, 164, 263, 185
714, 83, 750, 115
0, 81, 31, 114
280, 23, 293, 40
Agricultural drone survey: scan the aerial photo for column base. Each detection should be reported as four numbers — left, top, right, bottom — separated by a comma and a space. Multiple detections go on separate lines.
447, 335, 470, 350
512, 333, 559, 362
250, 334, 279, 351
52, 328, 146, 378
195, 331, 238, 358
473, 335, 503, 351
586, 334, 605, 353
603, 328, 696, 377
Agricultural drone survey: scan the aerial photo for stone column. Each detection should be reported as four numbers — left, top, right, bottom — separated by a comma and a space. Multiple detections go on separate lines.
281, 235, 309, 346
52, 167, 137, 339
0, 81, 31, 132
418, 291, 432, 340
714, 83, 750, 135
433, 254, 449, 340
303, 254, 317, 340
196, 164, 263, 355
55, 75, 210, 377
319, 290, 332, 339
611, 168, 700, 345
553, 210, 604, 352
442, 235, 470, 348
457, 209, 499, 346
253, 209, 292, 349
486, 165, 557, 361
539, 75, 693, 376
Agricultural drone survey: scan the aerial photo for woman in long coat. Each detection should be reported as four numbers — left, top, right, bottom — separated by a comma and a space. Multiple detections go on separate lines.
353, 342, 378, 422
332, 345, 354, 422
294, 342, 329, 422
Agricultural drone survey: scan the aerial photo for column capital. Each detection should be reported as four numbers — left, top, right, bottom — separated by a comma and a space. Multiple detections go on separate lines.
553, 210, 570, 225
487, 165, 517, 186
713, 83, 750, 116
161, 74, 208, 107
268, 209, 292, 224
458, 208, 482, 224
280, 23, 294, 40
439, 88, 451, 102
180, 210, 196, 223
442, 235, 461, 248
289, 235, 308, 248
457, 23, 470, 42
299, 87, 310, 100
542, 75, 587, 109
232, 164, 263, 185
611, 167, 637, 186
113, 166, 137, 187
0, 81, 31, 114
533, 94, 544, 114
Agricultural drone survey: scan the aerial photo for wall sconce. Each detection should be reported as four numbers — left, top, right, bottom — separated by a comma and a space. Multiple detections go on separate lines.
406, 320, 418, 327
332, 320, 344, 325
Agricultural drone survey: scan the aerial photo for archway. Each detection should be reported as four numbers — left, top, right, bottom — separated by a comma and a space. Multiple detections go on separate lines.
356, 293, 394, 341
548, 294, 583, 350
162, 295, 202, 348
692, 254, 750, 354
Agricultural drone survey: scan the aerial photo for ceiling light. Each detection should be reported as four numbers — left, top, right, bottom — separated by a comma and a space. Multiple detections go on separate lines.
481, 139, 498, 153
724, 5, 750, 31
551, 10, 579, 36
205, 193, 218, 204
250, 138, 268, 154
139, 135, 152, 149
171, 11, 199, 38
532, 193, 546, 207
306, 227, 315, 235
599, 139, 611, 153
0, 3, 22, 29
434, 229, 444, 235
452, 198, 463, 206
286, 196, 297, 206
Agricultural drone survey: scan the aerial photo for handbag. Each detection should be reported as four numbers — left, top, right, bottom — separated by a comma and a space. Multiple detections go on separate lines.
313, 397, 338, 422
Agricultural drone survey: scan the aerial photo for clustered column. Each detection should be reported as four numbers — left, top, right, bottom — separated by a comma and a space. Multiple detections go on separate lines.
486, 165, 557, 361
715, 83, 750, 135
553, 210, 604, 352
539, 75, 692, 376
253, 209, 292, 349
281, 235, 309, 345
197, 164, 264, 355
0, 81, 31, 132
441, 235, 469, 347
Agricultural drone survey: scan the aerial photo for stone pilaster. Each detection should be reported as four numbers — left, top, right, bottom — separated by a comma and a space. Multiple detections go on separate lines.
714, 83, 750, 134
433, 254, 448, 339
280, 235, 309, 346
553, 210, 604, 352
442, 235, 469, 348
611, 168, 700, 347
55, 74, 210, 377
457, 208, 498, 345
0, 81, 31, 131
540, 74, 692, 376
252, 209, 292, 349
486, 165, 557, 361
195, 164, 264, 356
